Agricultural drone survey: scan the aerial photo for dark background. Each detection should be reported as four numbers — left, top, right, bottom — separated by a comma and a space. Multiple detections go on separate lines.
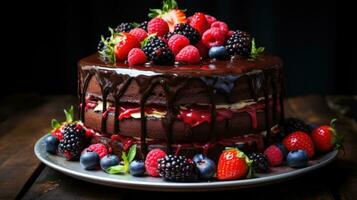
2, 0, 355, 97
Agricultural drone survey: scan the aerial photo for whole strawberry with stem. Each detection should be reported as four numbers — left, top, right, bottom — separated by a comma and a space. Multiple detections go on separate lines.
217, 148, 252, 180
283, 131, 315, 158
311, 119, 342, 152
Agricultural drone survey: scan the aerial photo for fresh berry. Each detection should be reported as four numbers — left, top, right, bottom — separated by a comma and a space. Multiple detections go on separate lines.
311, 119, 341, 152
115, 22, 133, 33
147, 17, 169, 37
175, 45, 201, 64
138, 21, 148, 30
208, 46, 228, 59
287, 150, 309, 168
283, 131, 315, 158
202, 28, 226, 48
264, 144, 284, 167
226, 30, 235, 39
129, 28, 148, 42
129, 160, 146, 176
51, 128, 63, 140
142, 36, 174, 65
80, 151, 100, 170
193, 154, 216, 180
58, 123, 88, 160
114, 33, 140, 61
162, 32, 175, 43
225, 30, 252, 57
205, 14, 217, 25
189, 12, 210, 35
283, 118, 310, 134
100, 154, 120, 171
173, 23, 200, 44
248, 152, 269, 173
168, 34, 190, 55
158, 155, 197, 182
145, 148, 167, 177
45, 135, 59, 154
195, 41, 209, 58
211, 21, 229, 35
128, 48, 147, 65
82, 143, 108, 158
217, 148, 252, 180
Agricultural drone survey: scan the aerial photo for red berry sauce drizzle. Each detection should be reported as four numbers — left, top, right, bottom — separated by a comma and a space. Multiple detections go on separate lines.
78, 54, 284, 157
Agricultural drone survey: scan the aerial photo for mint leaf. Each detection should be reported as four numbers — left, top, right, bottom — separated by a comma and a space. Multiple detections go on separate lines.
106, 165, 127, 174
250, 38, 265, 59
51, 119, 61, 129
127, 144, 137, 163
64, 106, 74, 123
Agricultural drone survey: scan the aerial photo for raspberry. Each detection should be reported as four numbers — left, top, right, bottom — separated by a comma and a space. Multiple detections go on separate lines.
83, 143, 108, 158
264, 144, 284, 167
168, 34, 190, 55
194, 41, 209, 58
145, 149, 167, 177
189, 12, 210, 35
205, 14, 217, 25
211, 21, 229, 35
147, 17, 169, 37
128, 48, 147, 65
129, 28, 148, 42
202, 28, 226, 48
226, 30, 235, 39
175, 45, 201, 64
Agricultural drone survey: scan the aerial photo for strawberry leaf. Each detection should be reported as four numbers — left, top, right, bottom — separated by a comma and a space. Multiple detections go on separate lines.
127, 144, 137, 163
106, 164, 127, 174
148, 0, 180, 18
51, 119, 61, 129
64, 106, 74, 123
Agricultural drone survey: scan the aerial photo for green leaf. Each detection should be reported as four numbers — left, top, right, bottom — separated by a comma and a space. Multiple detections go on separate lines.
148, 0, 180, 18
127, 144, 137, 163
64, 106, 74, 123
51, 119, 61, 129
140, 33, 156, 48
250, 38, 265, 59
131, 22, 140, 28
106, 165, 127, 174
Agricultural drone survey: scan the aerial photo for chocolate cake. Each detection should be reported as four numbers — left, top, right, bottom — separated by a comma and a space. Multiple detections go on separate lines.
78, 53, 284, 158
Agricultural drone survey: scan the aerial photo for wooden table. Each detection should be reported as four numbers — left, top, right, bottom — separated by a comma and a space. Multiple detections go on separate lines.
0, 95, 356, 200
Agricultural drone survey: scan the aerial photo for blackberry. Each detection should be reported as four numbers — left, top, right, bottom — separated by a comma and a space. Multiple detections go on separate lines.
158, 155, 197, 182
173, 23, 200, 44
58, 124, 88, 160
163, 32, 175, 41
248, 152, 269, 173
138, 21, 148, 30
115, 22, 133, 33
225, 30, 252, 57
283, 118, 310, 134
142, 36, 174, 65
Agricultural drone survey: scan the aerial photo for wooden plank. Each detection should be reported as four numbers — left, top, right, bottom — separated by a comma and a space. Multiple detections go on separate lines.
0, 95, 76, 200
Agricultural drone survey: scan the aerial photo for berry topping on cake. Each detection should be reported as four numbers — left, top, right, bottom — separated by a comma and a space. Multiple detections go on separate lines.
147, 17, 169, 37
137, 21, 148, 30
142, 35, 174, 65
211, 21, 229, 35
82, 143, 108, 159
205, 14, 217, 25
114, 33, 140, 61
208, 46, 228, 59
168, 34, 190, 55
173, 23, 200, 44
115, 22, 134, 33
248, 152, 269, 173
129, 28, 148, 42
311, 119, 342, 152
283, 131, 315, 158
175, 45, 201, 64
217, 148, 252, 180
195, 41, 209, 58
202, 28, 226, 48
225, 30, 252, 57
145, 148, 167, 177
189, 12, 210, 35
128, 48, 147, 65
264, 144, 285, 167
157, 155, 197, 182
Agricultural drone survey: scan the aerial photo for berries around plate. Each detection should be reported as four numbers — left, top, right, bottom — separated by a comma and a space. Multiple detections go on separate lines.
82, 143, 108, 159
248, 152, 270, 173
100, 154, 120, 171
283, 131, 315, 158
158, 155, 197, 182
129, 160, 146, 177
283, 118, 310, 135
145, 148, 167, 177
58, 123, 89, 160
80, 151, 100, 170
128, 48, 147, 65
311, 119, 342, 152
287, 150, 309, 168
193, 154, 216, 180
208, 46, 228, 59
217, 148, 252, 180
175, 45, 201, 64
45, 135, 59, 154
264, 144, 285, 167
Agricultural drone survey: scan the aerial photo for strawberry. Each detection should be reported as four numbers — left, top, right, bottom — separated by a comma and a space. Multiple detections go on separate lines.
217, 148, 252, 180
128, 48, 147, 65
283, 131, 315, 158
189, 12, 210, 35
202, 28, 226, 48
148, 0, 186, 32
205, 14, 217, 25
168, 34, 190, 55
311, 119, 342, 152
113, 33, 140, 61
211, 21, 229, 35
147, 17, 169, 37
129, 28, 148, 42
145, 148, 167, 177
175, 45, 201, 64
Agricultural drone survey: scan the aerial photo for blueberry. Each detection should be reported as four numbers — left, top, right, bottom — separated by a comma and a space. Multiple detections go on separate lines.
129, 160, 146, 176
80, 152, 100, 170
100, 154, 120, 171
287, 150, 309, 168
209, 46, 228, 59
45, 135, 59, 154
193, 154, 216, 180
